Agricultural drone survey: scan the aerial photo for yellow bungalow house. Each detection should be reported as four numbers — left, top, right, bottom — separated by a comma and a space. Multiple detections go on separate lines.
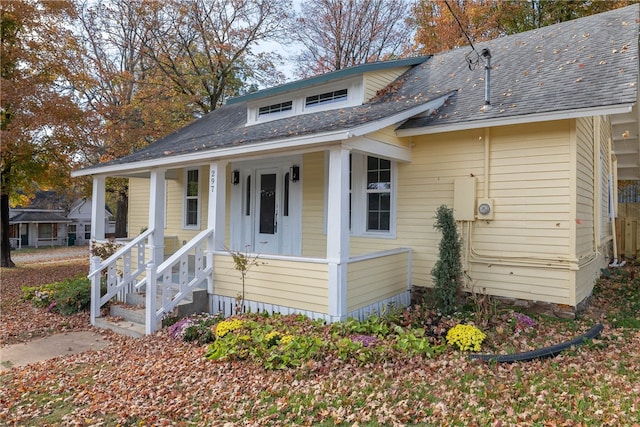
73, 5, 639, 335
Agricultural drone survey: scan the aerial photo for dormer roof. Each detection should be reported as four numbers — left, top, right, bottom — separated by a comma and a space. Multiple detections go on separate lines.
226, 56, 431, 105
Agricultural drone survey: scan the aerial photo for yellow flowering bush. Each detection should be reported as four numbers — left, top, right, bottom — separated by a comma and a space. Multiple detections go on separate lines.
264, 331, 282, 346
280, 334, 294, 345
264, 331, 295, 347
446, 324, 486, 352
214, 319, 244, 338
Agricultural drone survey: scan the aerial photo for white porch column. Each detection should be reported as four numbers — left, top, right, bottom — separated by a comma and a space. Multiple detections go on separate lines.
90, 175, 106, 241
145, 169, 165, 335
207, 161, 227, 295
327, 146, 350, 321
148, 168, 166, 264
208, 161, 227, 250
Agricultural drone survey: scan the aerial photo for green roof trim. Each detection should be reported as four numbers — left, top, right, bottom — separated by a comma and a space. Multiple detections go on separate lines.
226, 56, 431, 105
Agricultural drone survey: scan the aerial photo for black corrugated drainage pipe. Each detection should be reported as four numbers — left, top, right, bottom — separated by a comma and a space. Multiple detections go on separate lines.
469, 323, 604, 363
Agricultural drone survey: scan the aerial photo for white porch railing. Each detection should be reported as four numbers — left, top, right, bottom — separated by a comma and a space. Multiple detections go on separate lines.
89, 228, 215, 335
146, 228, 214, 333
89, 229, 154, 326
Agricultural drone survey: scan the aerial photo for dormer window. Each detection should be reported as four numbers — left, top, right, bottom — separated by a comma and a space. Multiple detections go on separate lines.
246, 80, 359, 125
258, 100, 293, 116
305, 89, 348, 107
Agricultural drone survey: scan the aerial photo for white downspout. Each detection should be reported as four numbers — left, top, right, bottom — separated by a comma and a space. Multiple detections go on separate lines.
608, 146, 624, 267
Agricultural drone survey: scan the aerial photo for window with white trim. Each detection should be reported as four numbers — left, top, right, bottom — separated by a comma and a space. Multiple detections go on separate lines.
366, 156, 391, 232
184, 169, 200, 228
346, 153, 395, 236
38, 223, 53, 239
305, 89, 348, 108
258, 100, 292, 116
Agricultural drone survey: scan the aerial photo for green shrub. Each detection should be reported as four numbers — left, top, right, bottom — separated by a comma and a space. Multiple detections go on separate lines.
204, 317, 327, 370
330, 313, 390, 337
431, 205, 463, 315
198, 311, 446, 370
22, 282, 64, 308
393, 325, 445, 357
22, 276, 92, 315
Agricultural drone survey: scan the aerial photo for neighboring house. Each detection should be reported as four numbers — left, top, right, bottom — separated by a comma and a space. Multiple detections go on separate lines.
8, 209, 71, 249
8, 191, 72, 248
72, 5, 639, 334
8, 194, 114, 248
66, 198, 115, 246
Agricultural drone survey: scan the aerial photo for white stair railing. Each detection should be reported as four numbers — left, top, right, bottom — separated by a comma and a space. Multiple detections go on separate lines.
89, 229, 154, 326
146, 228, 214, 334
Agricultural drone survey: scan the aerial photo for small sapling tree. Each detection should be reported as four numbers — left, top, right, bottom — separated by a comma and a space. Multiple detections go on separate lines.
228, 246, 264, 314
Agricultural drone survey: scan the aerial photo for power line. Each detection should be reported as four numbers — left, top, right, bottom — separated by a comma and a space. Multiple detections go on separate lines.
443, 0, 482, 70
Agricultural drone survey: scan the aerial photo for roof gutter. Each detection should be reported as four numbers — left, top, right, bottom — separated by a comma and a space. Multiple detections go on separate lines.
72, 94, 451, 178
396, 103, 635, 137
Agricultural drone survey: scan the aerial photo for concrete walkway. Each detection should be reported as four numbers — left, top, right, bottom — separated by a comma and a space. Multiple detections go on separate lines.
0, 331, 109, 372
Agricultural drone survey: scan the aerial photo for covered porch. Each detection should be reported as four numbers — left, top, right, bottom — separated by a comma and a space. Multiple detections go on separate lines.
87, 141, 414, 334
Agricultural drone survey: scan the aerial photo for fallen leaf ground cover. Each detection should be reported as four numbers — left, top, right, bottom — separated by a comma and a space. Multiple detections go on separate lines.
1, 260, 91, 344
1, 253, 639, 426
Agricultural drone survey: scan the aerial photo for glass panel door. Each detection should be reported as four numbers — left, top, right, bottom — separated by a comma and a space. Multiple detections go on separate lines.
255, 169, 279, 253
259, 173, 277, 234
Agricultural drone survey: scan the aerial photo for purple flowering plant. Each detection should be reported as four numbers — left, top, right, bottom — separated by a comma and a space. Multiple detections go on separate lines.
350, 334, 380, 347
514, 312, 537, 331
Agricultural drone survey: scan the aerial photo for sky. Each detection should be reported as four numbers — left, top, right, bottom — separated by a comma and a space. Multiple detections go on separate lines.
253, 0, 303, 83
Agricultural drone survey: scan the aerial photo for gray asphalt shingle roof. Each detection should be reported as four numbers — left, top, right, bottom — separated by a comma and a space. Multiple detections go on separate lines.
10, 211, 71, 223
398, 4, 638, 130
77, 4, 638, 173
97, 87, 440, 167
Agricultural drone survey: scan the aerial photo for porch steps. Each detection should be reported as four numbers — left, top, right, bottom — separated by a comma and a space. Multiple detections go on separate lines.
94, 287, 209, 338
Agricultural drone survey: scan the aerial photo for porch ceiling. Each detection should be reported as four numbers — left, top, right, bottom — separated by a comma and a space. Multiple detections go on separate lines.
613, 103, 640, 181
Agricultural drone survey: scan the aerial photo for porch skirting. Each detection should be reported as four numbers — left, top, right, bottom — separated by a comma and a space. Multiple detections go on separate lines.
211, 290, 411, 323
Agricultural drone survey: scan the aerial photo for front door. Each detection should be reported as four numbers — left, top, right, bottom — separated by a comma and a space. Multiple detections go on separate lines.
255, 168, 279, 254
20, 224, 29, 246
230, 157, 302, 256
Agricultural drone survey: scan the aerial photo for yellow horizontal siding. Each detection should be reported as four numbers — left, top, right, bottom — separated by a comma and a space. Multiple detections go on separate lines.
367, 127, 411, 148
469, 263, 573, 304
402, 121, 576, 306
128, 178, 150, 238
213, 254, 329, 313
599, 116, 612, 238
363, 68, 410, 101
302, 152, 327, 257
347, 252, 409, 312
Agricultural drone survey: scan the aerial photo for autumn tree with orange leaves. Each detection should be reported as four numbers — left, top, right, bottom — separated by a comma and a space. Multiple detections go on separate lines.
70, 0, 292, 236
70, 0, 196, 237
413, 0, 637, 55
1, 0, 86, 267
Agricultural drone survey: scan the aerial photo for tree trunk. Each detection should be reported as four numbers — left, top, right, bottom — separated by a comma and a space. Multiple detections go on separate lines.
115, 189, 128, 238
1, 178, 16, 268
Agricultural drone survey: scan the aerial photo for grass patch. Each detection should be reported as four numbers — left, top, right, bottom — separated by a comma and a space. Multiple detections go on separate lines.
594, 266, 640, 329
